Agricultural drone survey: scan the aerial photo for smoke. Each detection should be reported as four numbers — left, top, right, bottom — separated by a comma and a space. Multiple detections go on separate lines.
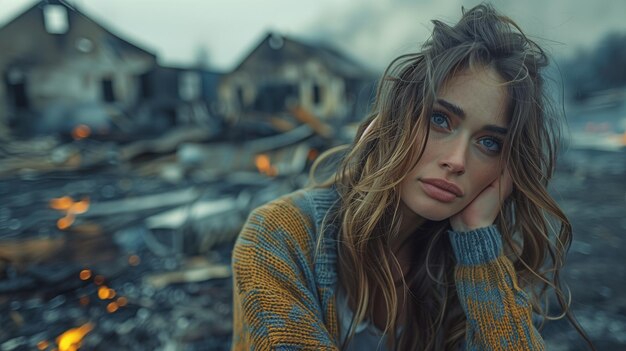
300, 0, 459, 71
298, 0, 626, 71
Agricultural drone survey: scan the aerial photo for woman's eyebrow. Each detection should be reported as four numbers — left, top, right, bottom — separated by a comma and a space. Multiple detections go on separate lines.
436, 98, 508, 135
436, 99, 465, 118
484, 125, 508, 135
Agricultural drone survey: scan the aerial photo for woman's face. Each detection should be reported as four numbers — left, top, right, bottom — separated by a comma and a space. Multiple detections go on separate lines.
399, 67, 509, 221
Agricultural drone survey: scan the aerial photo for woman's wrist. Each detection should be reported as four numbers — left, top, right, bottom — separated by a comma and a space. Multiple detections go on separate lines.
450, 218, 494, 233
448, 225, 503, 265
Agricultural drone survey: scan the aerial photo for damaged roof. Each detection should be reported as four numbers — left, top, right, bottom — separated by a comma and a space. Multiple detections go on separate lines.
233, 32, 375, 79
0, 0, 156, 64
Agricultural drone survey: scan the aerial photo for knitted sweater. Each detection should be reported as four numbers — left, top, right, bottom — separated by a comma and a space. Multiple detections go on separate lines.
231, 187, 544, 350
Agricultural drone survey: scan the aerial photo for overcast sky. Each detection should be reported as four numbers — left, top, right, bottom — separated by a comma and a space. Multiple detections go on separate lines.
1, 0, 625, 72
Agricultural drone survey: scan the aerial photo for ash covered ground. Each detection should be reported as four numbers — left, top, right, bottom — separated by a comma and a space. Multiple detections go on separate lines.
0, 147, 624, 351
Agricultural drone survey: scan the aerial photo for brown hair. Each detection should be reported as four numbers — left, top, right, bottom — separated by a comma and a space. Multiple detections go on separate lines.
310, 3, 595, 351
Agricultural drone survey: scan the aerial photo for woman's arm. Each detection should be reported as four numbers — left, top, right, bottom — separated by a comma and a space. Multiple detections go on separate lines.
448, 170, 544, 350
231, 199, 339, 351
448, 226, 545, 351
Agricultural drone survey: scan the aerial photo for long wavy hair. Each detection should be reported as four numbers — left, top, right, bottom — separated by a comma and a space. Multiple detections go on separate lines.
310, 3, 595, 351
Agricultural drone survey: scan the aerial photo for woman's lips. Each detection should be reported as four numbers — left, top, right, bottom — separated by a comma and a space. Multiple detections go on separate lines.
419, 180, 460, 203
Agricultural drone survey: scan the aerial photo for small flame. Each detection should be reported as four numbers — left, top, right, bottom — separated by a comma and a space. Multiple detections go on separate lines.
57, 214, 75, 230
106, 302, 119, 313
79, 269, 91, 280
70, 198, 90, 214
56, 323, 93, 351
50, 196, 74, 211
254, 154, 278, 176
97, 286, 115, 300
97, 286, 107, 299
37, 340, 50, 350
50, 196, 90, 230
72, 124, 91, 140
255, 154, 270, 172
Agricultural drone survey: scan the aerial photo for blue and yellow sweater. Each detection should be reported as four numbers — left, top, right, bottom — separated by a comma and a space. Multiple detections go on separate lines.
231, 187, 544, 350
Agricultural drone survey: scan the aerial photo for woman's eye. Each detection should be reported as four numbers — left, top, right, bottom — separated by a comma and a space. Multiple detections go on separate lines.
478, 137, 502, 153
430, 113, 450, 129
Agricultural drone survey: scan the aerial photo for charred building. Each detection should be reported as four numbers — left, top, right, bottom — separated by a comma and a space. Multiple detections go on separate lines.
219, 32, 377, 128
0, 0, 157, 137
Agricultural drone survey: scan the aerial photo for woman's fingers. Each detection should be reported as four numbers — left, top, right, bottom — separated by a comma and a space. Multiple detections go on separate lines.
450, 168, 513, 232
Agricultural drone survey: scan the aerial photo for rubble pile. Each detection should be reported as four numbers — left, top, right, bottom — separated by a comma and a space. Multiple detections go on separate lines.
0, 131, 624, 350
0, 123, 328, 350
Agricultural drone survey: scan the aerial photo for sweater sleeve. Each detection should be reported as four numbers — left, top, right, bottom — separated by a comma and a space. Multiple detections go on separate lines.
231, 199, 339, 351
448, 226, 545, 351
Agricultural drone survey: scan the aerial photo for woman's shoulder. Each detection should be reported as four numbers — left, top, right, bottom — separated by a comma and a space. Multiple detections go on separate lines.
250, 186, 339, 231
240, 186, 340, 249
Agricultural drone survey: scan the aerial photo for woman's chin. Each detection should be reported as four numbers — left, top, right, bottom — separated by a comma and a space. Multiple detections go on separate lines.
403, 201, 459, 222
407, 207, 455, 222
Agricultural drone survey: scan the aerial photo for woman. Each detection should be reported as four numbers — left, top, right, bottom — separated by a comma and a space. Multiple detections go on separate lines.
231, 4, 594, 350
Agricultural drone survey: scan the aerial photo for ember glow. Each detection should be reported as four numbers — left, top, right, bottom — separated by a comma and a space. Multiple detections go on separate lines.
307, 149, 319, 161
49, 196, 74, 210
106, 302, 119, 313
128, 254, 141, 266
254, 154, 278, 176
37, 340, 50, 350
93, 275, 104, 285
50, 196, 90, 230
56, 323, 93, 351
79, 295, 90, 306
70, 198, 90, 214
72, 124, 91, 140
57, 214, 75, 230
79, 269, 92, 280
97, 286, 115, 300
97, 286, 108, 299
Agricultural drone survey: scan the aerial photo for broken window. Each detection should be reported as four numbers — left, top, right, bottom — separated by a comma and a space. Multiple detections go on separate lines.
139, 72, 152, 99
236, 87, 245, 109
102, 78, 115, 102
253, 83, 298, 113
44, 5, 69, 34
312, 84, 321, 105
4, 68, 29, 109
179, 71, 201, 101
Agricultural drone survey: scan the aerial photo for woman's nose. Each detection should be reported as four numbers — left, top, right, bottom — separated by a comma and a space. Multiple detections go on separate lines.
439, 139, 467, 175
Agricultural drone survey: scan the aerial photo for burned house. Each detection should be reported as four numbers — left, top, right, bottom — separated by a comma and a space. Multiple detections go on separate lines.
219, 32, 377, 128
135, 65, 223, 137
0, 0, 156, 137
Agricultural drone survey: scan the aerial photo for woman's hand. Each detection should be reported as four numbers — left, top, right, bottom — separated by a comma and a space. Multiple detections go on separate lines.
450, 169, 513, 232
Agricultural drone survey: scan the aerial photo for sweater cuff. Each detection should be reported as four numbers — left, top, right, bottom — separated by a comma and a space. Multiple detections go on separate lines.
448, 225, 503, 266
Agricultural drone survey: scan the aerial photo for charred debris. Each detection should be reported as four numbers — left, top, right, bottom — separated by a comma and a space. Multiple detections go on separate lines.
0, 1, 376, 350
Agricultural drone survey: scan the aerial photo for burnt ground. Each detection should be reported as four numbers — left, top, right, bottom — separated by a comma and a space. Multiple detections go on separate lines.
542, 148, 626, 350
0, 147, 624, 350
